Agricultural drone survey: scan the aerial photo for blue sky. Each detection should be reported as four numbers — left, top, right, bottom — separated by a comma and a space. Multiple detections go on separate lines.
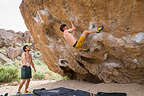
0, 0, 28, 32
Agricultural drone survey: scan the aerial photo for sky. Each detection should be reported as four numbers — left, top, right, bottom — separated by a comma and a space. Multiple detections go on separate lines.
0, 0, 28, 32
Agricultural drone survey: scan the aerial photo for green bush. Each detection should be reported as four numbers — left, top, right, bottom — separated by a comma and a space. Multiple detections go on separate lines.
0, 65, 19, 83
63, 76, 70, 80
32, 59, 70, 81
33, 59, 44, 66
33, 72, 45, 80
34, 51, 42, 58
23, 42, 32, 46
5, 59, 21, 67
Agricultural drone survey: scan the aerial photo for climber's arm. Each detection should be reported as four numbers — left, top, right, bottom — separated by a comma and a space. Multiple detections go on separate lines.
70, 20, 76, 32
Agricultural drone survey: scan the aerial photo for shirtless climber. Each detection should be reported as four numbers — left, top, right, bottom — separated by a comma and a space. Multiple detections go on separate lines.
60, 20, 103, 49
17, 45, 36, 94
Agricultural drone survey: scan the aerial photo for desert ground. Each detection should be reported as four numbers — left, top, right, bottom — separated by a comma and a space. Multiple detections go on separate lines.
0, 80, 143, 96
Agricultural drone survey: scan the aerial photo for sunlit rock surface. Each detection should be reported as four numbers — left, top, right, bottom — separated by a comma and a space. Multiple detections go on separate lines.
20, 0, 144, 83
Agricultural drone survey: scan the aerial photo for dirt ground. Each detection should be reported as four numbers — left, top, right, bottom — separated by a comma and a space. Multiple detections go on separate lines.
0, 80, 143, 96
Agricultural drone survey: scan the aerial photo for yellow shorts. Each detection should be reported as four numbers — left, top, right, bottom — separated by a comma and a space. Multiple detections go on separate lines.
73, 36, 86, 48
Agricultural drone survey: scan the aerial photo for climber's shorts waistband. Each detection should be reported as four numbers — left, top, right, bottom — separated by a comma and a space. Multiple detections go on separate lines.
73, 41, 78, 47
73, 36, 86, 48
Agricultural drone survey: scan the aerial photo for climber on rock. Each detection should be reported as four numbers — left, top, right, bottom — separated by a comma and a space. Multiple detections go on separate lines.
59, 20, 103, 50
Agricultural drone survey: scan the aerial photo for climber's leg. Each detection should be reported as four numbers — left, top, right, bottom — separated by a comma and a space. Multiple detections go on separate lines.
73, 30, 98, 48
73, 36, 86, 48
81, 25, 104, 37
73, 25, 103, 49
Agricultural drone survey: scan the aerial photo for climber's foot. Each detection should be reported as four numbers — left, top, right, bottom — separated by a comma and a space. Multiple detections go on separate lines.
97, 25, 104, 33
80, 48, 90, 52
16, 92, 21, 95
24, 91, 32, 94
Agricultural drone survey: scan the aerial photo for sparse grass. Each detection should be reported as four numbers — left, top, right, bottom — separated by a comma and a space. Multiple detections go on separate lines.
63, 76, 70, 80
33, 72, 45, 80
32, 59, 69, 81
45, 69, 64, 80
0, 48, 70, 83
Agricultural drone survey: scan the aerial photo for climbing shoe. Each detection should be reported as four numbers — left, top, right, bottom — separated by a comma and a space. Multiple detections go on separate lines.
80, 48, 90, 52
97, 25, 104, 33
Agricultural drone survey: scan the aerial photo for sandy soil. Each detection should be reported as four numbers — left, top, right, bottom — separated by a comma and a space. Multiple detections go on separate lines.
0, 80, 143, 96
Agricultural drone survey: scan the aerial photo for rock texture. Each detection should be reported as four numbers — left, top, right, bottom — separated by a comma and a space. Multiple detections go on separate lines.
0, 29, 33, 60
6, 48, 22, 60
0, 29, 32, 48
0, 52, 13, 63
20, 0, 144, 83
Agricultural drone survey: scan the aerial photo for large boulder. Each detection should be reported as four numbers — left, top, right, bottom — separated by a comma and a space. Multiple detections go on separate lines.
0, 29, 15, 47
6, 48, 23, 60
0, 36, 5, 48
23, 31, 33, 43
0, 52, 13, 63
20, 0, 144, 83
0, 29, 33, 48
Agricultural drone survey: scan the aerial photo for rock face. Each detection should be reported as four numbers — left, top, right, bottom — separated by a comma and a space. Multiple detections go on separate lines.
20, 0, 144, 83
6, 48, 22, 60
0, 29, 16, 48
0, 29, 33, 60
0, 52, 13, 63
0, 29, 32, 48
